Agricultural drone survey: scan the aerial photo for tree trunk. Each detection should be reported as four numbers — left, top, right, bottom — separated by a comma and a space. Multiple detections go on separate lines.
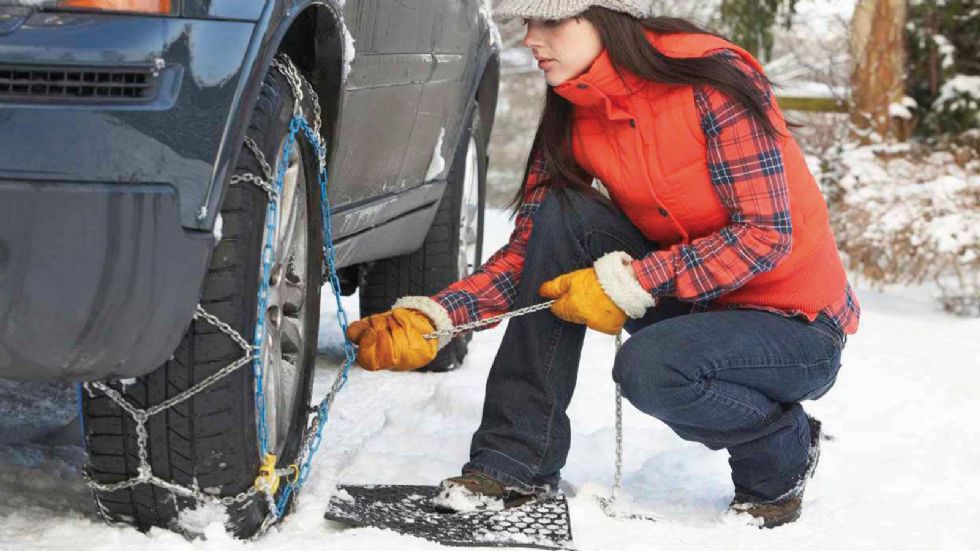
849, 0, 908, 143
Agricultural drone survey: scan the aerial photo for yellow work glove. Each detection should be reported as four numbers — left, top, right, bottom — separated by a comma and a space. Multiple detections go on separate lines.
346, 308, 438, 371
538, 267, 628, 335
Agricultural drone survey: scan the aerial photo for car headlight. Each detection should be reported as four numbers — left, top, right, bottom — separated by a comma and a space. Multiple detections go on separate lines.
56, 0, 175, 15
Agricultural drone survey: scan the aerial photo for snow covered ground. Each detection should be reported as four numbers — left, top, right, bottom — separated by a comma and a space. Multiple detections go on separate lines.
2, 209, 979, 550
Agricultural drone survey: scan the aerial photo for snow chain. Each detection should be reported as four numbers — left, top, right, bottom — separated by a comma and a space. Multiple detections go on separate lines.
420, 299, 556, 341
610, 333, 625, 506
599, 333, 664, 522
82, 53, 355, 540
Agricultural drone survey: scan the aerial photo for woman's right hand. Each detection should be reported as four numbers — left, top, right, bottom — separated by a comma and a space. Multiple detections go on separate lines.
345, 308, 438, 371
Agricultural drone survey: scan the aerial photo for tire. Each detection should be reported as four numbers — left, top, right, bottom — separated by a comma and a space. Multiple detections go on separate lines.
81, 61, 324, 538
358, 99, 488, 372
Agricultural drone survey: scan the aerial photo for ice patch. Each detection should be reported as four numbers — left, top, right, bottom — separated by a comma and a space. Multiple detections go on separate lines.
212, 212, 223, 242
117, 377, 137, 392
336, 1, 357, 83
479, 0, 502, 49
424, 127, 446, 181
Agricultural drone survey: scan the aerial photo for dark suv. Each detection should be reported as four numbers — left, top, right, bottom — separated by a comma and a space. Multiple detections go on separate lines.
0, 0, 499, 537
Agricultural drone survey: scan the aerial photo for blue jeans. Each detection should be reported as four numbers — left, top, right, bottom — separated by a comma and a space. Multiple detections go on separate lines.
462, 187, 846, 501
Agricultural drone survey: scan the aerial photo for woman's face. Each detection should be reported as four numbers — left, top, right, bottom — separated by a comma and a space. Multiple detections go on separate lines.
522, 16, 603, 87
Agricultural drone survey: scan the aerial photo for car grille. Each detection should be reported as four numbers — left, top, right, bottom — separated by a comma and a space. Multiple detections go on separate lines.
0, 64, 157, 103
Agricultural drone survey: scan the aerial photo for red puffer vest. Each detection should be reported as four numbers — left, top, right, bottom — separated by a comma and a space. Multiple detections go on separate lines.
551, 31, 847, 316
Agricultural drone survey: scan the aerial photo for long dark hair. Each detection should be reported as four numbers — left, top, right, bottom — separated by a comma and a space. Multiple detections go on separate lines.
507, 9, 792, 213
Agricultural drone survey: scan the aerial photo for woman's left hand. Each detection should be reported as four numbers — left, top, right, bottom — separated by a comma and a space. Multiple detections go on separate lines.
538, 267, 627, 335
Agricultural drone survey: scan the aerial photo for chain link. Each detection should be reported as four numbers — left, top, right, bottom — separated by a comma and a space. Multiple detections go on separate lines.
230, 173, 277, 200
599, 332, 664, 522
244, 136, 274, 181
274, 56, 323, 137
612, 333, 624, 504
271, 56, 305, 118
83, 305, 268, 512
421, 299, 556, 340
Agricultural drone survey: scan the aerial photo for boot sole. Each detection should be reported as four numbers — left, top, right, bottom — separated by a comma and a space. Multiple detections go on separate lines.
760, 506, 802, 529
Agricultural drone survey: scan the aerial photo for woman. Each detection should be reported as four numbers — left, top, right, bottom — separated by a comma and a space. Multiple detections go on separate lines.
345, 0, 860, 528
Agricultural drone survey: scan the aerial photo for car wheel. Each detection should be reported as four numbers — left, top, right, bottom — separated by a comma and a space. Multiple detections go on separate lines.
358, 99, 488, 372
80, 59, 323, 538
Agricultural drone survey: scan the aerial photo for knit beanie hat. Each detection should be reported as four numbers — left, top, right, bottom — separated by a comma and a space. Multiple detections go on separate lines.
494, 0, 653, 20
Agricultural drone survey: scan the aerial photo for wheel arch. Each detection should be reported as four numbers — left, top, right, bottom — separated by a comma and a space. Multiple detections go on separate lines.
473, 49, 500, 147
205, 1, 347, 232
276, 2, 347, 150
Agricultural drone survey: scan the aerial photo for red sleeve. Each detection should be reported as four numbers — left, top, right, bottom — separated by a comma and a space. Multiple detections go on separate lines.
430, 149, 552, 331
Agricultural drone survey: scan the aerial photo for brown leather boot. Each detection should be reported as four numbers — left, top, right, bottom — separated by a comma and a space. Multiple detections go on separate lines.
431, 471, 540, 512
728, 414, 824, 528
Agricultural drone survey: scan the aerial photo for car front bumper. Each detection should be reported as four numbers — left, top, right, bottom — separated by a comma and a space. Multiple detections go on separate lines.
0, 11, 260, 381
0, 181, 214, 382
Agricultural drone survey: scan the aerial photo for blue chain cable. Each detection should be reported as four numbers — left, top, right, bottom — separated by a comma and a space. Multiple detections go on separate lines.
252, 118, 302, 459
263, 116, 356, 517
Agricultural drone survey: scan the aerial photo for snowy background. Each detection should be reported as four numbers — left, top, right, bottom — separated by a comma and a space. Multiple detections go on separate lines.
2, 208, 979, 550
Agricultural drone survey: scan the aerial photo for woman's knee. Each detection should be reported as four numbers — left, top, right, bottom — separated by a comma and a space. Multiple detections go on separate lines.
533, 187, 619, 239
530, 190, 568, 237
612, 332, 701, 415
534, 188, 586, 230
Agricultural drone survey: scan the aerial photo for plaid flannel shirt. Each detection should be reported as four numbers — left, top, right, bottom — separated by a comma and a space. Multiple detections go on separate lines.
431, 50, 860, 337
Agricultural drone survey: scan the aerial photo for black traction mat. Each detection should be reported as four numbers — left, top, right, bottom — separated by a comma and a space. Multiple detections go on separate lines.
324, 484, 574, 549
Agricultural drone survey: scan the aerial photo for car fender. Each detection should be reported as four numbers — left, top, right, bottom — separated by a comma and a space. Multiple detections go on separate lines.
195, 0, 349, 234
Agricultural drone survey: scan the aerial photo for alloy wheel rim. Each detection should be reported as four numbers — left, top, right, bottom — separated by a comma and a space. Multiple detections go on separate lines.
458, 134, 480, 278
260, 137, 309, 454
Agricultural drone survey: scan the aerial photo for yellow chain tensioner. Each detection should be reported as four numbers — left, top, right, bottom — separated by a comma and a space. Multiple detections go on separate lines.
255, 453, 281, 494
254, 453, 302, 496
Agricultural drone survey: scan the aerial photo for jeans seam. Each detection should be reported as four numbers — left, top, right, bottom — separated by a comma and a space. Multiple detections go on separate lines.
806, 374, 837, 401
586, 227, 651, 260
811, 322, 845, 349
707, 360, 837, 398
701, 379, 770, 419
801, 313, 845, 349
532, 312, 565, 475
470, 449, 536, 478
706, 360, 826, 374
558, 203, 594, 265
701, 355, 840, 403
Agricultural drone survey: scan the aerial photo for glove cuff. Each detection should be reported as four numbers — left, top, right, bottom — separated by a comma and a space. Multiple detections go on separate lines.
391, 296, 454, 351
594, 251, 656, 319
